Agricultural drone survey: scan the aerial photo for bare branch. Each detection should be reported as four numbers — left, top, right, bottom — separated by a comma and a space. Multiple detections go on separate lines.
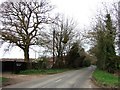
0, 0, 54, 64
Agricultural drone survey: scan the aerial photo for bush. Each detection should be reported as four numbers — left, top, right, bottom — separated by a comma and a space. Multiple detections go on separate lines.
65, 42, 86, 68
82, 59, 91, 67
106, 55, 120, 74
82, 54, 94, 67
32, 57, 48, 69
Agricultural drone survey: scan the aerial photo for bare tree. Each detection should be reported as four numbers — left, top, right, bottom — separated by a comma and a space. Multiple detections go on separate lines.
0, 0, 54, 69
49, 15, 77, 68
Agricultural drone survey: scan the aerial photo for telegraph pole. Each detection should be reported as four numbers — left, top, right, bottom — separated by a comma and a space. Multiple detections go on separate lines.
53, 30, 55, 67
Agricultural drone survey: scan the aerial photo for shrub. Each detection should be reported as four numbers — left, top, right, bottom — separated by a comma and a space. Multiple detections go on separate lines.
65, 42, 86, 68
82, 59, 91, 67
32, 57, 48, 69
106, 56, 120, 74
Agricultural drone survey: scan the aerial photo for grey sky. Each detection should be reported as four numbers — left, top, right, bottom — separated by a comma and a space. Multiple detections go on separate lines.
0, 0, 118, 58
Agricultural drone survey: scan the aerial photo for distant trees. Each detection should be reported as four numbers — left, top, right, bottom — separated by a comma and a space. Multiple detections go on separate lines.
0, 0, 90, 69
0, 0, 54, 69
38, 14, 91, 68
65, 42, 86, 68
0, 0, 100, 70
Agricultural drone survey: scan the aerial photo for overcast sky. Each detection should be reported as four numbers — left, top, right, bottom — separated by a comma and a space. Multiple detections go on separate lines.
0, 0, 118, 58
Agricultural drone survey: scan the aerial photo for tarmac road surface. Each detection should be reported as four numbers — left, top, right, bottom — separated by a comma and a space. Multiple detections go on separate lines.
3, 65, 97, 88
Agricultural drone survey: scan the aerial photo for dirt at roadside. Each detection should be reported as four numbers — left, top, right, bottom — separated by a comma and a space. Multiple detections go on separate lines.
0, 73, 46, 87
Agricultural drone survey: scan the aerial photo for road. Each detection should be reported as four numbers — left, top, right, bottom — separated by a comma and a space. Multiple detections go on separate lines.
3, 65, 97, 88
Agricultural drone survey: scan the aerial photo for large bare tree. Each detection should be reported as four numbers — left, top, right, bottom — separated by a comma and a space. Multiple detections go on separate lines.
0, 0, 54, 69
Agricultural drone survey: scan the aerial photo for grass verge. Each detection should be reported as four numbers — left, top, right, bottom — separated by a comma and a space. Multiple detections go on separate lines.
92, 69, 119, 88
0, 77, 8, 83
19, 69, 70, 75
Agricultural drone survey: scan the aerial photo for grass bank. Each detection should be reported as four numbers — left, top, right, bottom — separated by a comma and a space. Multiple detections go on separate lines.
19, 69, 70, 75
92, 69, 119, 88
0, 77, 8, 83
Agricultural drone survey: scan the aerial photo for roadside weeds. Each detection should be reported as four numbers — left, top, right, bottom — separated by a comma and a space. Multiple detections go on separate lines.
92, 69, 119, 88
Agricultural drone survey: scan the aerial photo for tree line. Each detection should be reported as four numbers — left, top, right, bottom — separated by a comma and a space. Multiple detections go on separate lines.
0, 0, 119, 71
0, 0, 93, 69
88, 2, 120, 74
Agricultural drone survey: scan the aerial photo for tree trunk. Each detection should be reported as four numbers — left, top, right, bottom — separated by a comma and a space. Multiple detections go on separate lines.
24, 46, 32, 69
52, 30, 55, 68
